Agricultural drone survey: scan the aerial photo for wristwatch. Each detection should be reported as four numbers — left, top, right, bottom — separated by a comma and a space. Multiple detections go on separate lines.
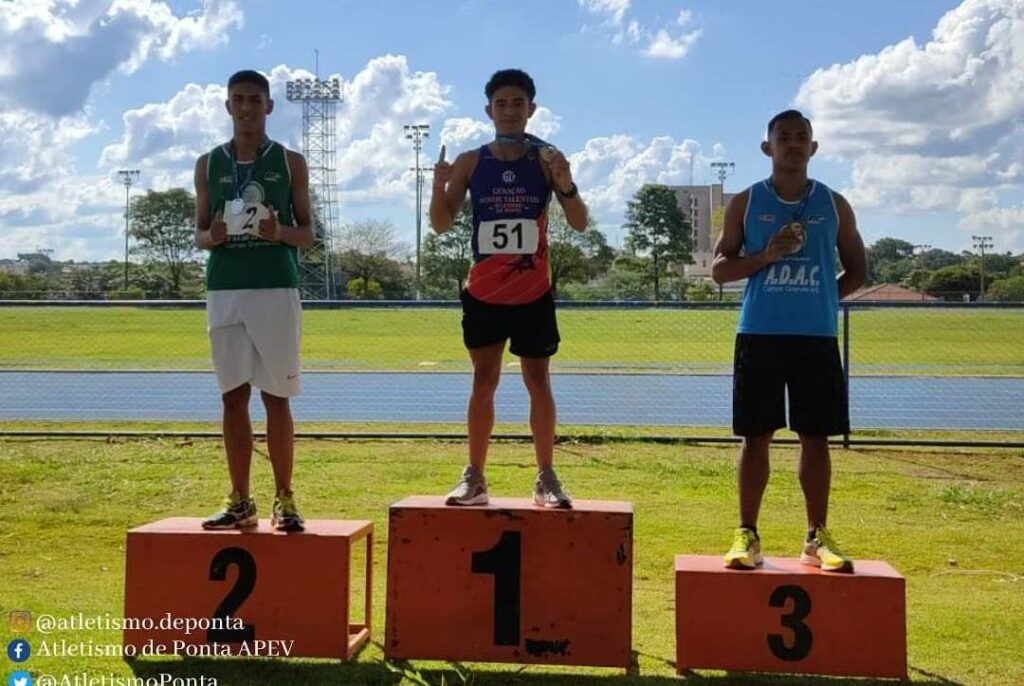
557, 182, 579, 199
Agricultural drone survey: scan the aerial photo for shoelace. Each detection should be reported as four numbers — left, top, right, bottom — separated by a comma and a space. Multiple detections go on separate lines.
538, 475, 566, 500
733, 529, 755, 552
815, 528, 844, 555
276, 495, 298, 516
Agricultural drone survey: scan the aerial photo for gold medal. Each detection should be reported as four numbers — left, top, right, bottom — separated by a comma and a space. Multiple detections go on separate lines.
785, 222, 805, 254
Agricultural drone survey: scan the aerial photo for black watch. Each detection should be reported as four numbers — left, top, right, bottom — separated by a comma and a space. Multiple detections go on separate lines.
557, 182, 579, 199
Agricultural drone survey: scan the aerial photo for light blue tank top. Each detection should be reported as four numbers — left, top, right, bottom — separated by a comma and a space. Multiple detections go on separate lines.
737, 179, 840, 337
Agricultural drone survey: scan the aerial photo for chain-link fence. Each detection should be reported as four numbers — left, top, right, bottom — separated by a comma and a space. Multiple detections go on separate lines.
0, 300, 1021, 438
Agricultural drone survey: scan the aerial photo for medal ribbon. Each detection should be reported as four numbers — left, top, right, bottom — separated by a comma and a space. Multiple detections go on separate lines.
230, 137, 270, 202
768, 177, 813, 224
494, 132, 553, 149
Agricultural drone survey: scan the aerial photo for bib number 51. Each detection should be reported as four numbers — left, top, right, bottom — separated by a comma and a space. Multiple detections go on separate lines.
478, 219, 539, 255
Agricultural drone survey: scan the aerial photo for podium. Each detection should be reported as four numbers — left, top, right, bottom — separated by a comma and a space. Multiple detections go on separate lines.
386, 496, 633, 668
675, 555, 906, 679
123, 517, 372, 659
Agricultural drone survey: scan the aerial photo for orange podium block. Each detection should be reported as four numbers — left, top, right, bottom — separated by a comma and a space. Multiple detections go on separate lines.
676, 555, 906, 679
124, 517, 372, 659
386, 496, 633, 668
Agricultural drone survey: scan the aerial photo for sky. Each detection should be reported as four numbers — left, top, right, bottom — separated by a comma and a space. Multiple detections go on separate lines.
1, 0, 1023, 262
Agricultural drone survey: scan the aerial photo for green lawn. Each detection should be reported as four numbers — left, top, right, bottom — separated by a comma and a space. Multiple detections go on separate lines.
1, 306, 1022, 375
1, 436, 1021, 684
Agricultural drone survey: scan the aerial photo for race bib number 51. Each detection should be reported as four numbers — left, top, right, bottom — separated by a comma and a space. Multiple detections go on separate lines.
478, 219, 539, 255
225, 202, 269, 237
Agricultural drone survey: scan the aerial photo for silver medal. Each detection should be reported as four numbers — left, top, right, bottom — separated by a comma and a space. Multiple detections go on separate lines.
231, 198, 244, 215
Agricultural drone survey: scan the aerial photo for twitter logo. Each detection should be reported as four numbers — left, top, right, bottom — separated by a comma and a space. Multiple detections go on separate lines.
8, 671, 32, 686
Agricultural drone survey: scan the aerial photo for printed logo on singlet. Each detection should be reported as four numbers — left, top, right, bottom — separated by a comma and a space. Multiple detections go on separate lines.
502, 170, 516, 184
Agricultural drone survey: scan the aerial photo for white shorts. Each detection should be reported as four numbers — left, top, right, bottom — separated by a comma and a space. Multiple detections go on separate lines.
207, 288, 302, 398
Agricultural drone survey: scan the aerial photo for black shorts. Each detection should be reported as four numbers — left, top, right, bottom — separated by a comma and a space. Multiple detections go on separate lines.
732, 333, 849, 437
460, 289, 560, 358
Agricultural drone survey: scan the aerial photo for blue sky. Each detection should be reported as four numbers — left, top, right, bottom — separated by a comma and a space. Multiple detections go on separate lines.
2, 0, 1022, 261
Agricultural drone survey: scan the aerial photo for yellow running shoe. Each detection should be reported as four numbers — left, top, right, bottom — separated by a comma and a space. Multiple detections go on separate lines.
801, 526, 854, 573
723, 527, 763, 569
271, 489, 305, 532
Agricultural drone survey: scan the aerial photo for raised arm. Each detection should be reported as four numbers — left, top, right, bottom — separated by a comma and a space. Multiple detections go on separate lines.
429, 146, 474, 233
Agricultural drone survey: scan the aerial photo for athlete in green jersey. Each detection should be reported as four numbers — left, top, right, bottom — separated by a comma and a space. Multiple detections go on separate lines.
194, 70, 314, 532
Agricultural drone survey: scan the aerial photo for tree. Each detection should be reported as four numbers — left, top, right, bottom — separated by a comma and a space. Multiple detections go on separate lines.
623, 184, 692, 300
710, 205, 725, 248
924, 264, 981, 300
421, 202, 473, 298
129, 188, 198, 296
986, 275, 1024, 302
334, 220, 410, 299
606, 254, 654, 301
868, 237, 915, 263
346, 277, 383, 299
865, 237, 916, 285
547, 204, 613, 297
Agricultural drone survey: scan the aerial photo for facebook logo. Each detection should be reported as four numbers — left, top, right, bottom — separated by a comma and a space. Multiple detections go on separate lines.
6, 638, 30, 662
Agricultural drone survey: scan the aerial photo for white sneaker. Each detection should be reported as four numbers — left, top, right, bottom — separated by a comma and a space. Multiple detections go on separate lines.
533, 467, 572, 509
444, 465, 489, 506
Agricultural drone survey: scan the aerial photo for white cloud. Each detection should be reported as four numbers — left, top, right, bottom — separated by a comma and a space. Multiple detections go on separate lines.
645, 28, 702, 60
570, 135, 725, 216
578, 0, 631, 26
0, 0, 243, 117
794, 0, 1024, 248
439, 117, 492, 153
958, 205, 1024, 252
578, 0, 701, 60
0, 109, 98, 193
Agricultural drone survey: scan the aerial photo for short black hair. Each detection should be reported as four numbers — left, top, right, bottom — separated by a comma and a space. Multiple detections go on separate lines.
228, 70, 270, 97
767, 109, 812, 136
485, 69, 536, 101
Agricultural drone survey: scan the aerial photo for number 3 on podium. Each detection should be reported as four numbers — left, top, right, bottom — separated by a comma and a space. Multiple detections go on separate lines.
768, 584, 812, 662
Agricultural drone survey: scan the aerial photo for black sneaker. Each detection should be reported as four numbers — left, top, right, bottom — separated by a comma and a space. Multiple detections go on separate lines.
201, 491, 257, 529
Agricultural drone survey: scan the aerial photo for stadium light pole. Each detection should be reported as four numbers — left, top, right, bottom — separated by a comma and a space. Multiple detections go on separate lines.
117, 169, 141, 292
913, 244, 932, 299
709, 161, 735, 301
972, 234, 993, 301
404, 124, 430, 300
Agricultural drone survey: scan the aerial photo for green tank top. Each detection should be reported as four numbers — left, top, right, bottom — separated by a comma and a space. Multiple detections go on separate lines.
205, 139, 299, 290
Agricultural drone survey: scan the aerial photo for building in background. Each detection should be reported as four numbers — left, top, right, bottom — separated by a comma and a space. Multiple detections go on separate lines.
670, 183, 734, 281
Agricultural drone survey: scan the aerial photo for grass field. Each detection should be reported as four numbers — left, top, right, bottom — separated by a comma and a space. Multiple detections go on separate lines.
1, 435, 1022, 685
1, 306, 1022, 375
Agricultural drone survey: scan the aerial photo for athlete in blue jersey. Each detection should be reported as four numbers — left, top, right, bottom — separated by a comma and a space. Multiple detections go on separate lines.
712, 110, 866, 572
430, 69, 590, 508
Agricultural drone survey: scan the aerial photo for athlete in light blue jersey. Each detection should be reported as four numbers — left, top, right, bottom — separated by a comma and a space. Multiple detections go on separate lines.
712, 110, 866, 573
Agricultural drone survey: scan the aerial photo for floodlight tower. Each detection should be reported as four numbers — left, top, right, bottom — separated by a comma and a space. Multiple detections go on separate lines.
286, 74, 342, 299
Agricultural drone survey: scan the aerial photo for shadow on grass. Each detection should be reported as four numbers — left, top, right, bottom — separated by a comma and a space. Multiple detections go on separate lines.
128, 654, 963, 686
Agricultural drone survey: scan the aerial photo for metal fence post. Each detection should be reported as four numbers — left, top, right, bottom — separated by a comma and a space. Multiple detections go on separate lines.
843, 304, 851, 449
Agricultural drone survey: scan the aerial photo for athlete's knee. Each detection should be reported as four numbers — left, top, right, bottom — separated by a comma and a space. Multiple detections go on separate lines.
222, 384, 251, 412
260, 391, 291, 412
740, 432, 773, 457
520, 364, 551, 394
797, 433, 830, 456
471, 367, 501, 395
